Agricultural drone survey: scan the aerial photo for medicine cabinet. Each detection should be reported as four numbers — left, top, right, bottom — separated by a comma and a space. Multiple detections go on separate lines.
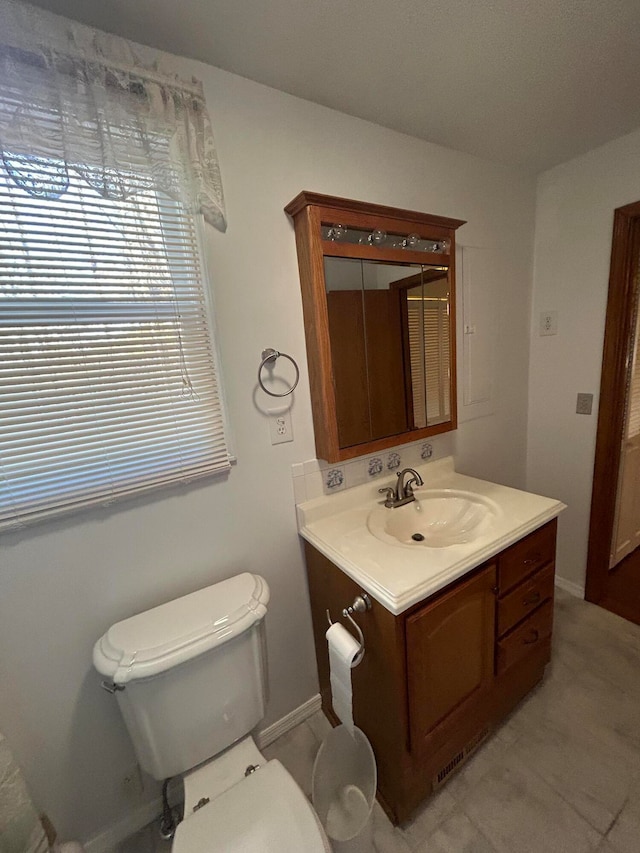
285, 192, 465, 463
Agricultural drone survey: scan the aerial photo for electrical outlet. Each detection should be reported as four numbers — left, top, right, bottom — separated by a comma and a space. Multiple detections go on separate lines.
268, 408, 293, 444
539, 311, 558, 336
576, 393, 593, 415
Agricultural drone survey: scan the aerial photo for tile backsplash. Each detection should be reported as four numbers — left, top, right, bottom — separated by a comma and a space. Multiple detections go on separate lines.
291, 434, 453, 502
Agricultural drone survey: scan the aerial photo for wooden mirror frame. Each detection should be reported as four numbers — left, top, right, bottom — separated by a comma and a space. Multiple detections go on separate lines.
285, 191, 466, 463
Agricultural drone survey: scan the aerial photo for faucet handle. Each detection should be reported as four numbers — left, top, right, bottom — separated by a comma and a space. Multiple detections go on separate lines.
378, 487, 395, 506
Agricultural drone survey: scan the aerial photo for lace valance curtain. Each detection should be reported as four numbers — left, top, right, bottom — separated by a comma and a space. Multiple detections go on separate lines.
0, 0, 226, 229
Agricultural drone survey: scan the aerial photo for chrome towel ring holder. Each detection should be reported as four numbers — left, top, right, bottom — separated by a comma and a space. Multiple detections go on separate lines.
258, 347, 300, 397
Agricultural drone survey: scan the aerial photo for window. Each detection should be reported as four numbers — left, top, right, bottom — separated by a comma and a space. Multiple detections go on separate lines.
0, 8, 229, 530
0, 156, 230, 530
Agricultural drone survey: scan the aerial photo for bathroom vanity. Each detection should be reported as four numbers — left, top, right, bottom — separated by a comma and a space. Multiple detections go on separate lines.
287, 193, 565, 823
298, 458, 565, 824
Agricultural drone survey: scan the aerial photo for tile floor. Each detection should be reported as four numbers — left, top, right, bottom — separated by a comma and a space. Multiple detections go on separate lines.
115, 589, 640, 852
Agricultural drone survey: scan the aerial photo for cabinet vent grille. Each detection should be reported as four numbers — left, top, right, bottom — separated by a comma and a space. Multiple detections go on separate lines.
436, 750, 464, 785
433, 727, 489, 789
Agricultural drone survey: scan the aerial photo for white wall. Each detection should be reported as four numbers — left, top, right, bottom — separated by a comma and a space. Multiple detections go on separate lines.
527, 127, 640, 592
0, 42, 537, 844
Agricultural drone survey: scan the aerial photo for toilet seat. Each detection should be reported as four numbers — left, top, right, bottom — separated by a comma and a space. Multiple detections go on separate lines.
172, 759, 330, 853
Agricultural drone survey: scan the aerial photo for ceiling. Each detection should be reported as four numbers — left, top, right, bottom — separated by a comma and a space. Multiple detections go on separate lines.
27, 0, 640, 173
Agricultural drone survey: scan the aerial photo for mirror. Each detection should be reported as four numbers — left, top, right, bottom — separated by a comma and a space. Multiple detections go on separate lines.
284, 191, 464, 463
324, 258, 451, 448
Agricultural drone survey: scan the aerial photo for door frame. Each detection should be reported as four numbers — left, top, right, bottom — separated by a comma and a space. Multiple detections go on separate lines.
585, 200, 640, 609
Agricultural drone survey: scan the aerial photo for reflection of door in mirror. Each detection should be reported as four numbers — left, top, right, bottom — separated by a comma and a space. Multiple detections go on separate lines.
325, 258, 410, 447
324, 258, 450, 449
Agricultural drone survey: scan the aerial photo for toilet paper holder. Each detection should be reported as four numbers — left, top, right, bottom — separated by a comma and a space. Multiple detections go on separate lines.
326, 593, 371, 666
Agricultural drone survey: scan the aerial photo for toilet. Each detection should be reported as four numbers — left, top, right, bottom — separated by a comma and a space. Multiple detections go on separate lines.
93, 573, 330, 852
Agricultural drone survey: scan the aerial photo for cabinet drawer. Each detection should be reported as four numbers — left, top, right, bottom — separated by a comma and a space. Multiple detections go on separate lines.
498, 521, 556, 594
496, 599, 553, 674
497, 563, 555, 637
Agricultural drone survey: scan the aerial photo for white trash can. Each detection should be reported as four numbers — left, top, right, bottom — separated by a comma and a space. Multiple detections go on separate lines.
312, 725, 377, 853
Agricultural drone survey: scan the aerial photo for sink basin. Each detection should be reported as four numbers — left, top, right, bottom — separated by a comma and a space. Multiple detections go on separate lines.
367, 489, 499, 548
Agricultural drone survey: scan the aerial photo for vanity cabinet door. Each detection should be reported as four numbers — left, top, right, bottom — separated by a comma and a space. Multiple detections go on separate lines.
405, 564, 496, 748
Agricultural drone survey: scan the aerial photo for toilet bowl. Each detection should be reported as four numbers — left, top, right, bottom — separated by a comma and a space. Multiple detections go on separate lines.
93, 573, 330, 852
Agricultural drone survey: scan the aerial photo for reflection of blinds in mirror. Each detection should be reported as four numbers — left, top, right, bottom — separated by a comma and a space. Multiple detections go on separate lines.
407, 299, 450, 427
407, 302, 425, 427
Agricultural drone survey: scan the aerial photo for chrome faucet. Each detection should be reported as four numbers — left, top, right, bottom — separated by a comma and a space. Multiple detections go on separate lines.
378, 468, 424, 508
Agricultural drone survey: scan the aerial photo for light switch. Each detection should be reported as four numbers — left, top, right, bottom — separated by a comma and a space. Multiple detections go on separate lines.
576, 393, 593, 415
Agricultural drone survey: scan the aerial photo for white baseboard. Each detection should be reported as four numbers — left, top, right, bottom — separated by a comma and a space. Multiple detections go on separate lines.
555, 576, 585, 599
83, 797, 164, 853
257, 693, 321, 749
83, 693, 322, 852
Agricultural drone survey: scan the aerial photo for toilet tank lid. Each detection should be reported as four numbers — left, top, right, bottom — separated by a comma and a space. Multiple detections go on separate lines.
93, 573, 269, 683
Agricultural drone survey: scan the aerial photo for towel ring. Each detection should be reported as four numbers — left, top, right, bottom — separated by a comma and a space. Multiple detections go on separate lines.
258, 348, 300, 397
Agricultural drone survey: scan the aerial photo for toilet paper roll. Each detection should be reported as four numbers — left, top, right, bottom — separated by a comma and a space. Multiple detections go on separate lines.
326, 622, 361, 736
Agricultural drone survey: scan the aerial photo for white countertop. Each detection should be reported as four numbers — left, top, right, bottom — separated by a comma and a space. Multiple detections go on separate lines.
297, 457, 566, 615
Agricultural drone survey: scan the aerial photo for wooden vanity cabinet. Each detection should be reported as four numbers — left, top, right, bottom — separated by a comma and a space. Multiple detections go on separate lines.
304, 518, 557, 825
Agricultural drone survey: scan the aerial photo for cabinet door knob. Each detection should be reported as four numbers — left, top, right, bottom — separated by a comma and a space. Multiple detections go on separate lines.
523, 591, 541, 606
523, 553, 542, 566
523, 629, 539, 645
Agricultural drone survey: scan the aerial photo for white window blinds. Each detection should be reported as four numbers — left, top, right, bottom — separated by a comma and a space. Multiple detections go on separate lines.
0, 160, 230, 530
407, 296, 451, 427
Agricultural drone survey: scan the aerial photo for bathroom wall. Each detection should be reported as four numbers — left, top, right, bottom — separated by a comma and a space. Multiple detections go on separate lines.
0, 25, 537, 846
527, 126, 640, 594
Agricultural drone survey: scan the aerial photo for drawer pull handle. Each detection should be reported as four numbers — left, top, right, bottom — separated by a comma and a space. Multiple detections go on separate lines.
523, 591, 541, 606
523, 629, 539, 645
523, 553, 542, 566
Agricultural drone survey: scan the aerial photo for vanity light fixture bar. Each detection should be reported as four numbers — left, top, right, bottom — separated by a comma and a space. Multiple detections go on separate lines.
321, 224, 450, 254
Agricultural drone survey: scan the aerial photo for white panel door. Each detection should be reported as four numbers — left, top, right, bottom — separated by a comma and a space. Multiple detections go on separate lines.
610, 435, 640, 568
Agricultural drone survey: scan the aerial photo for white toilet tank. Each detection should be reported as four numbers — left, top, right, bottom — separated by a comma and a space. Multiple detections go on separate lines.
93, 573, 270, 781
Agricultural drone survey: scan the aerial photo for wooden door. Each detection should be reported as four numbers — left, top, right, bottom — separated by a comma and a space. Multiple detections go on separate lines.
610, 300, 640, 567
586, 202, 640, 624
363, 290, 409, 440
326, 289, 408, 448
326, 290, 370, 447
406, 564, 496, 747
